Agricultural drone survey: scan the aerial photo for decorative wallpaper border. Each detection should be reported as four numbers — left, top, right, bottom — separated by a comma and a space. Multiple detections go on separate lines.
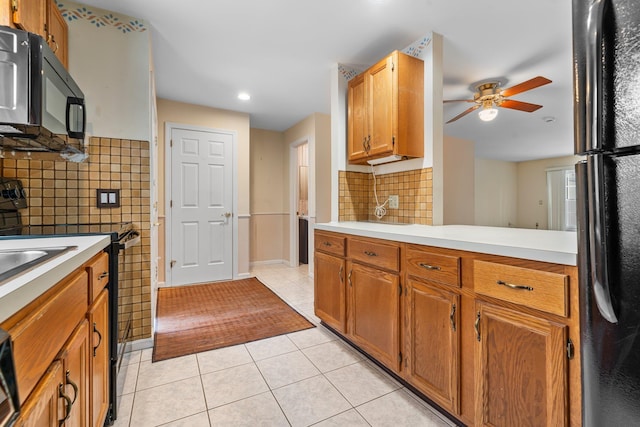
57, 1, 148, 33
338, 64, 362, 81
402, 35, 432, 59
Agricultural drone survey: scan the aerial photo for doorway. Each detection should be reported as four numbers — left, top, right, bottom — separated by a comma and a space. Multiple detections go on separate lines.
289, 137, 313, 268
166, 124, 236, 285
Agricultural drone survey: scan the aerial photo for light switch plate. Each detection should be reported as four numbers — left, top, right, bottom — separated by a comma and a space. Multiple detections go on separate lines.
389, 195, 399, 209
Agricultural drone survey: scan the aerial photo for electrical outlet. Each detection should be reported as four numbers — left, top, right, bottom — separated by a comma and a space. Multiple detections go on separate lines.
389, 195, 399, 209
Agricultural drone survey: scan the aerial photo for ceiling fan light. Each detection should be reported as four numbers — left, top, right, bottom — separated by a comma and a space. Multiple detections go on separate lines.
478, 107, 498, 122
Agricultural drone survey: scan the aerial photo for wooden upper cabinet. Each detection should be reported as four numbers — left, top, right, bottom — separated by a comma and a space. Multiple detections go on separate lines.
474, 301, 568, 427
12, 0, 46, 36
347, 73, 368, 161
46, 0, 68, 68
347, 50, 424, 164
4, 0, 68, 68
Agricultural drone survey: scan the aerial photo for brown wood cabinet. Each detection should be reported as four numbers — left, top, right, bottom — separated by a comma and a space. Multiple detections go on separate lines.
474, 301, 567, 427
347, 50, 424, 164
88, 290, 109, 427
405, 278, 460, 414
314, 251, 347, 333
14, 360, 64, 427
347, 261, 400, 371
59, 320, 90, 427
3, 250, 110, 427
46, 0, 68, 67
313, 230, 581, 426
0, 0, 68, 68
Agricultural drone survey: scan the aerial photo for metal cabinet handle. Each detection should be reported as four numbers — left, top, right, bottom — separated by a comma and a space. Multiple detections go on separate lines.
419, 263, 441, 271
496, 280, 533, 292
339, 265, 344, 283
449, 304, 456, 332
58, 384, 73, 427
348, 270, 352, 287
93, 322, 102, 357
364, 251, 377, 257
65, 370, 78, 404
475, 312, 481, 342
98, 271, 108, 280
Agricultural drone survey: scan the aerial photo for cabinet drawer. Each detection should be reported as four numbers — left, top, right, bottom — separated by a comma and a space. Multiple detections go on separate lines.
6, 270, 88, 405
87, 251, 109, 304
474, 260, 568, 317
406, 247, 460, 287
315, 232, 346, 257
348, 238, 399, 272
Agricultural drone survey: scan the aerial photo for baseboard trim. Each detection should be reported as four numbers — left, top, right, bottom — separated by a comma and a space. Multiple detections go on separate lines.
249, 259, 289, 267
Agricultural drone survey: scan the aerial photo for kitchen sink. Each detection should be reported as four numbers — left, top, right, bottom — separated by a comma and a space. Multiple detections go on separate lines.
0, 246, 78, 285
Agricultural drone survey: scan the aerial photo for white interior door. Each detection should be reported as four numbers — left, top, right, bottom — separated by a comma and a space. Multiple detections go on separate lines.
170, 127, 233, 285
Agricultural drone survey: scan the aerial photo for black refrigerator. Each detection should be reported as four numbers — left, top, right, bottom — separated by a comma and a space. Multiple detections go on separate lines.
573, 0, 640, 425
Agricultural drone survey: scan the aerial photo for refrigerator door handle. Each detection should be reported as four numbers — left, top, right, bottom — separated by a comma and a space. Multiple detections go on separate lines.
585, 0, 606, 152
587, 156, 618, 323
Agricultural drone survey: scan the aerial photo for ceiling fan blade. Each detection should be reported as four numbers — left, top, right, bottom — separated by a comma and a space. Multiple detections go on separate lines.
499, 99, 543, 112
446, 104, 480, 124
501, 76, 552, 98
443, 99, 475, 103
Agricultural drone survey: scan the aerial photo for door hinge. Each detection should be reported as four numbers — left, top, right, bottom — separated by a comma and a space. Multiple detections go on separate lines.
11, 0, 17, 12
567, 338, 574, 360
392, 136, 395, 147
391, 61, 395, 72
170, 139, 173, 147
170, 260, 176, 268
398, 283, 402, 296
398, 352, 402, 364
170, 200, 173, 208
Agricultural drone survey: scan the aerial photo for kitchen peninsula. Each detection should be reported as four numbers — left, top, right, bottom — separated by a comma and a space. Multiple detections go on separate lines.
314, 221, 580, 426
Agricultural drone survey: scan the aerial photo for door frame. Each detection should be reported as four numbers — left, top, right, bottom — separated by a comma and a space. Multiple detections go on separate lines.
289, 136, 314, 270
164, 122, 239, 286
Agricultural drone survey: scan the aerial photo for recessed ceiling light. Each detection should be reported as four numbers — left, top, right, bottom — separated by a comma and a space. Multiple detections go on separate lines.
238, 92, 251, 101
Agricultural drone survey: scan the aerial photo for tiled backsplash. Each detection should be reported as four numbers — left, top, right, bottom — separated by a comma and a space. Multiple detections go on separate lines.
0, 137, 152, 341
339, 168, 433, 224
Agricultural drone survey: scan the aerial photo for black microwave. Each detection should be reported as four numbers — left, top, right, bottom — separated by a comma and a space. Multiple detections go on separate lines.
0, 25, 85, 150
0, 329, 19, 427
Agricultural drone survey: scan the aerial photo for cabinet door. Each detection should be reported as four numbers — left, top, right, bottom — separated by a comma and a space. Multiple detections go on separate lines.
314, 251, 347, 333
59, 320, 90, 427
87, 290, 109, 427
46, 0, 68, 68
347, 73, 368, 162
15, 360, 64, 427
475, 302, 567, 427
348, 261, 400, 370
366, 53, 395, 157
406, 279, 460, 414
12, 0, 46, 36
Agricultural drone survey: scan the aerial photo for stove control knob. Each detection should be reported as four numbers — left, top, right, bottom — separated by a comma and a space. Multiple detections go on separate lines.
1, 189, 20, 199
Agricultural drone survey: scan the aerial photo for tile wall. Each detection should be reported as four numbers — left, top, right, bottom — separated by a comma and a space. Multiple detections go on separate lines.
0, 137, 152, 341
338, 168, 433, 225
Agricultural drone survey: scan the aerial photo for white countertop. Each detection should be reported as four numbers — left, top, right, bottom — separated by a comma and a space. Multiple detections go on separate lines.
315, 222, 577, 266
0, 235, 111, 323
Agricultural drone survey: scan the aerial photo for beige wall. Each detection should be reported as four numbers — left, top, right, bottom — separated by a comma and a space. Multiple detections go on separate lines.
443, 135, 475, 225
314, 114, 332, 224
156, 98, 251, 279
250, 129, 286, 263
474, 158, 518, 227
516, 155, 582, 230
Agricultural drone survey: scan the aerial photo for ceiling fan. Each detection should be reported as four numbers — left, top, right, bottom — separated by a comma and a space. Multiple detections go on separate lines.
444, 76, 552, 124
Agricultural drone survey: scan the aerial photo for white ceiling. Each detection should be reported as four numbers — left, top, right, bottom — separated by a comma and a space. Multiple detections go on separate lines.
75, 0, 575, 162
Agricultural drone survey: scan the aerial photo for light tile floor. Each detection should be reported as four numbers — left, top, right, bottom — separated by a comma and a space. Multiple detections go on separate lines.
114, 263, 456, 427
